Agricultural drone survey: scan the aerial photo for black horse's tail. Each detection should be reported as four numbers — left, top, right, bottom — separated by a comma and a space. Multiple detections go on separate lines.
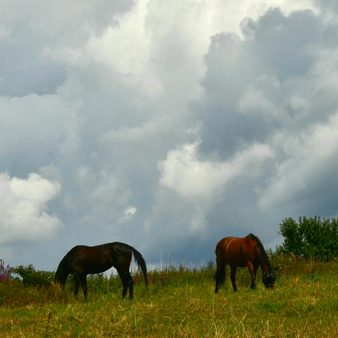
130, 246, 148, 287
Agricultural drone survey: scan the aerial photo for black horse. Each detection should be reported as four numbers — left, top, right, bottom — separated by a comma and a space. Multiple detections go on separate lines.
54, 242, 148, 299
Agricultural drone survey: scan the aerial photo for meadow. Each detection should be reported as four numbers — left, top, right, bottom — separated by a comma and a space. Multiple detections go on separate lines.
0, 257, 337, 337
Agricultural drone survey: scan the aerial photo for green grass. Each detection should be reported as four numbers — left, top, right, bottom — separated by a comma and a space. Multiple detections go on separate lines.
0, 260, 337, 337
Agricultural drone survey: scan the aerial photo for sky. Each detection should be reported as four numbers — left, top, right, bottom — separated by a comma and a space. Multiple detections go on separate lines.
1, 0, 338, 271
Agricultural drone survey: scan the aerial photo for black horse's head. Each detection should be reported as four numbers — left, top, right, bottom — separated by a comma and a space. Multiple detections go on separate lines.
262, 268, 277, 289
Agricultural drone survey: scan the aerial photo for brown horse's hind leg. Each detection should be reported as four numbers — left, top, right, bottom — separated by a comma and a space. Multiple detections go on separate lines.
230, 265, 237, 291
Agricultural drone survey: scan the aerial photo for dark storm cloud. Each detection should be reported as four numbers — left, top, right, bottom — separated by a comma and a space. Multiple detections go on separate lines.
198, 8, 334, 160
0, 0, 134, 96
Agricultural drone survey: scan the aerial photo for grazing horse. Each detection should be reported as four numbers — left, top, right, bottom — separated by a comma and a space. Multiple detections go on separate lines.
215, 234, 276, 292
54, 242, 148, 299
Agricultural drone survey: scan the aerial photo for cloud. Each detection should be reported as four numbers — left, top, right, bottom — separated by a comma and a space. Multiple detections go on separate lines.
0, 0, 134, 96
0, 94, 80, 176
0, 173, 62, 243
259, 113, 338, 210
159, 142, 273, 199
1, 0, 338, 269
198, 7, 332, 159
120, 206, 137, 223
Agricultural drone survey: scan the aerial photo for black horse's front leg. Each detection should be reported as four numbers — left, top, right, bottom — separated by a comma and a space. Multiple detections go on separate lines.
73, 275, 80, 296
119, 270, 133, 300
80, 275, 88, 300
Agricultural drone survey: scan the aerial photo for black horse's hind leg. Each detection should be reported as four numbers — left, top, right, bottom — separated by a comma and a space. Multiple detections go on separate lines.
118, 269, 134, 299
126, 272, 133, 299
230, 265, 237, 291
122, 276, 128, 299
73, 274, 88, 299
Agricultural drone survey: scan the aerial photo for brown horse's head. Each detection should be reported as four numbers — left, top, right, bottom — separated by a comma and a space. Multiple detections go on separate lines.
262, 268, 277, 289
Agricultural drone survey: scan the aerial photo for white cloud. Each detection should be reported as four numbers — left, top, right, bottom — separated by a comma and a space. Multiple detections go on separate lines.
0, 173, 62, 244
120, 206, 137, 223
159, 142, 274, 199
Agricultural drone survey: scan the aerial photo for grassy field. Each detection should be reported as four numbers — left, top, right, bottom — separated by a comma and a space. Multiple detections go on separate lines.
0, 258, 337, 337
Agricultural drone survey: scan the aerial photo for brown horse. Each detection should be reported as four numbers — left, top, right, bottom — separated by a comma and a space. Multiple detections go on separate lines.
54, 242, 148, 299
215, 234, 276, 292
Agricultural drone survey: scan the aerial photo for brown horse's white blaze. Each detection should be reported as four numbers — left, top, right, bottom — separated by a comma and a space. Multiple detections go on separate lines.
215, 234, 276, 292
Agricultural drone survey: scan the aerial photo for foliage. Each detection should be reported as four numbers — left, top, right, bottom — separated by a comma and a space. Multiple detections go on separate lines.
0, 259, 13, 282
278, 216, 338, 261
13, 264, 54, 287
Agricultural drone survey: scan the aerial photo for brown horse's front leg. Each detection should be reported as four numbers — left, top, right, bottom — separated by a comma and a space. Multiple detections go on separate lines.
230, 265, 237, 291
247, 261, 256, 289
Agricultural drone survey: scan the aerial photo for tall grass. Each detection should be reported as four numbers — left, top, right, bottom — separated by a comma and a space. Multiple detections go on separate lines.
0, 258, 337, 337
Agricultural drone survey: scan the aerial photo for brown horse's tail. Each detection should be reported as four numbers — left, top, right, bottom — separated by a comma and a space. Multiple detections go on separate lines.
215, 241, 226, 293
130, 246, 148, 287
215, 258, 226, 288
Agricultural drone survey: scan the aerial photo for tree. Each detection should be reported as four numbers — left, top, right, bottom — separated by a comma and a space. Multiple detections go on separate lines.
278, 216, 338, 261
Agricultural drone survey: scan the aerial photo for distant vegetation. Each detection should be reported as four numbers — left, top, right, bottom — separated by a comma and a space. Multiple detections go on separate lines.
277, 216, 338, 261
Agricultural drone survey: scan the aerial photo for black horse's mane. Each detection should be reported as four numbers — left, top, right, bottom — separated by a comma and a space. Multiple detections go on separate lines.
246, 233, 271, 269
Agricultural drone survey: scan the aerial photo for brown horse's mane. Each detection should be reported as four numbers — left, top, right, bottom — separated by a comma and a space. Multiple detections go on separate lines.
246, 233, 271, 269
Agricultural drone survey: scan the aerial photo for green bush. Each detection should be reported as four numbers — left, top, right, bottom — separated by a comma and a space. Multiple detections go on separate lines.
13, 264, 54, 287
278, 216, 338, 261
